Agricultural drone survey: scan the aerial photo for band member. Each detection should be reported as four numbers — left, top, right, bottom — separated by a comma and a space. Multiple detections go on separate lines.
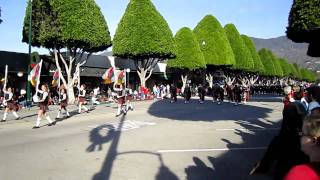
243, 85, 250, 104
56, 87, 70, 119
233, 84, 242, 105
184, 85, 191, 104
78, 84, 89, 114
225, 84, 234, 102
125, 85, 134, 111
198, 84, 205, 104
170, 84, 177, 103
1, 87, 20, 122
114, 83, 126, 117
33, 84, 55, 128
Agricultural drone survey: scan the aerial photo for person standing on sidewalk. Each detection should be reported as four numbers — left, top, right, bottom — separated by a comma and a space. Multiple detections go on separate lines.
33, 84, 56, 129
1, 86, 20, 122
78, 84, 89, 114
56, 87, 70, 119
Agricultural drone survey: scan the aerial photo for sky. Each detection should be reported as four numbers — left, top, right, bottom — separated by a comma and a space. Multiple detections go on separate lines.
0, 0, 293, 54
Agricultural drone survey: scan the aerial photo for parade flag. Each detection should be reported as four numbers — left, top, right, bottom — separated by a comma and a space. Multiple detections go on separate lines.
116, 70, 126, 84
51, 69, 59, 87
28, 60, 42, 87
102, 67, 115, 84
3, 65, 8, 87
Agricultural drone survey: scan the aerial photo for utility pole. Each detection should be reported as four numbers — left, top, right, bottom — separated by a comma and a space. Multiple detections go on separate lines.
27, 0, 33, 102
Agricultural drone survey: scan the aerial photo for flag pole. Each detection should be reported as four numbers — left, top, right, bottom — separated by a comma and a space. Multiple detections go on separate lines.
58, 70, 61, 103
4, 65, 8, 89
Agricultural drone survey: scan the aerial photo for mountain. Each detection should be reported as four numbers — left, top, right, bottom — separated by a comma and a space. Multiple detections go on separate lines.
251, 36, 320, 71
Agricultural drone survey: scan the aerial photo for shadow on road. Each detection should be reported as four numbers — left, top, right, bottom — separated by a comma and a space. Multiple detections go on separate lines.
87, 96, 282, 180
88, 115, 126, 180
147, 98, 274, 122
184, 118, 281, 180
148, 97, 281, 180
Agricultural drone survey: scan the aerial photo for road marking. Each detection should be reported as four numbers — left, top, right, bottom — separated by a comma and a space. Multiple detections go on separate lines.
86, 120, 156, 132
215, 128, 280, 131
157, 147, 267, 153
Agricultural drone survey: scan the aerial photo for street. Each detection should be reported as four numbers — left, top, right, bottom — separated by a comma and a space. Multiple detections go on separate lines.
0, 96, 283, 180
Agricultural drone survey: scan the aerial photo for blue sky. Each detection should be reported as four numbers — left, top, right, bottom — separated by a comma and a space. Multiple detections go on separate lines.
0, 0, 293, 54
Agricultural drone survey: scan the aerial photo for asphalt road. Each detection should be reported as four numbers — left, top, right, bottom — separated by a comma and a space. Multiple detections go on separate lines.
0, 96, 283, 180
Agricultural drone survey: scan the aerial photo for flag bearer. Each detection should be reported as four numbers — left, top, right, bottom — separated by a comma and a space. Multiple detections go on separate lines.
1, 86, 20, 122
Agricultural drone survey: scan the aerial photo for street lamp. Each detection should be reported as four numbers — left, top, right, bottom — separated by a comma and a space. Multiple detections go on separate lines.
26, 0, 33, 101
17, 72, 24, 77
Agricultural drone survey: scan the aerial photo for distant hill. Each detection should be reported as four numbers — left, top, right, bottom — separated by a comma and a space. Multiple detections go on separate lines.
251, 36, 320, 71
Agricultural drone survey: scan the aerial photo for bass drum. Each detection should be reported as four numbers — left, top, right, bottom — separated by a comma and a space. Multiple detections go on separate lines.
33, 95, 40, 103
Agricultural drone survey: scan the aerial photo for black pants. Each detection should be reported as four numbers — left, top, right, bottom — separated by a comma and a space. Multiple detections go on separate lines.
172, 94, 177, 102
258, 134, 309, 180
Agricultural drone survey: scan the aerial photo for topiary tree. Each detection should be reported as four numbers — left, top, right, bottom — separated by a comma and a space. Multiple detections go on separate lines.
293, 63, 302, 80
287, 0, 320, 57
113, 0, 175, 87
288, 63, 299, 79
278, 58, 292, 77
258, 48, 276, 76
168, 27, 206, 91
193, 15, 235, 87
270, 53, 284, 77
193, 15, 235, 67
224, 24, 254, 71
241, 35, 265, 74
22, 0, 112, 103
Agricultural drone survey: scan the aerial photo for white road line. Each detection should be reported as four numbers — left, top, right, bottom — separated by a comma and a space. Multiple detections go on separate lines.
157, 147, 267, 153
215, 128, 280, 131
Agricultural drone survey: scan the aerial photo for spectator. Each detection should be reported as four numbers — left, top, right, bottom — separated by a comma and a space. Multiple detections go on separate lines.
18, 89, 27, 108
250, 87, 309, 179
284, 115, 320, 180
306, 86, 320, 115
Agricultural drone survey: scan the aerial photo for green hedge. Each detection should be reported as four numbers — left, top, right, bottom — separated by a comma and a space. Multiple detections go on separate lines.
168, 27, 206, 70
224, 24, 254, 71
193, 15, 235, 66
113, 0, 175, 60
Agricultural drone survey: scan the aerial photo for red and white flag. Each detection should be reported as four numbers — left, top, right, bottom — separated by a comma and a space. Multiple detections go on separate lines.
29, 60, 43, 87
51, 69, 59, 87
102, 67, 115, 84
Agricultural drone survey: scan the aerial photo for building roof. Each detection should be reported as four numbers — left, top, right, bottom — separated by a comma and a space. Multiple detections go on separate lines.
0, 51, 29, 73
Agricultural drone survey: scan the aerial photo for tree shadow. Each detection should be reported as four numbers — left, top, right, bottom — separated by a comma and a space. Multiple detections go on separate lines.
147, 99, 273, 122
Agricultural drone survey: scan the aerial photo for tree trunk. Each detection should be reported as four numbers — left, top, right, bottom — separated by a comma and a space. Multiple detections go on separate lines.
137, 67, 154, 88
181, 75, 188, 93
53, 48, 86, 104
67, 75, 75, 104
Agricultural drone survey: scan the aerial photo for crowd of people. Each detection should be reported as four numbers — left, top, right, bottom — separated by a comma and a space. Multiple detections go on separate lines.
1, 78, 320, 179
249, 85, 320, 180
